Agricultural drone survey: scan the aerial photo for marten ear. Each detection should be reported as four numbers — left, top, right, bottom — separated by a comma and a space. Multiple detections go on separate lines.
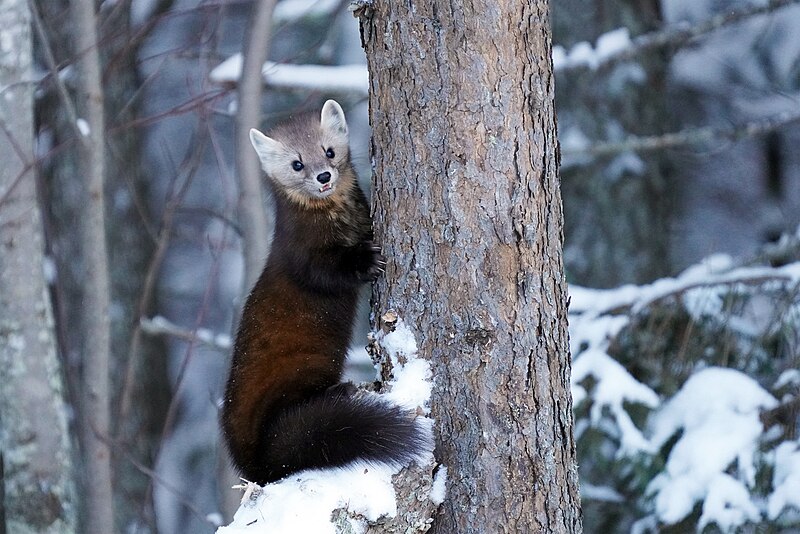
320, 100, 348, 141
249, 128, 287, 169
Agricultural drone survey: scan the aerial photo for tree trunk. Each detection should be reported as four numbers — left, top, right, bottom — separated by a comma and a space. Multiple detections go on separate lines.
70, 0, 115, 532
235, 0, 277, 291
0, 0, 77, 532
358, 1, 582, 532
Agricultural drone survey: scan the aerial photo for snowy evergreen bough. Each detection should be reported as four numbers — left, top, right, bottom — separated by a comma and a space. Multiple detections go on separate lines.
571, 231, 800, 533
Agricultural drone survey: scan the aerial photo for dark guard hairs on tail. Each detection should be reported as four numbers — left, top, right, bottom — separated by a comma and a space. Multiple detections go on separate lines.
221, 100, 429, 484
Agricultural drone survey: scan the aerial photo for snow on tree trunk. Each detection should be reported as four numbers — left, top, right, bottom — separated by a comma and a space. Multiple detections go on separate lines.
357, 1, 583, 532
0, 0, 77, 531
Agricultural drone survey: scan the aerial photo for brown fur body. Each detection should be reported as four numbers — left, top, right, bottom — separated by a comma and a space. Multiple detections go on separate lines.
221, 102, 426, 484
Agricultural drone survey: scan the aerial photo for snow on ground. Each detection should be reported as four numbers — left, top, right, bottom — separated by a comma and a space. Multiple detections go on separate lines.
216, 318, 437, 534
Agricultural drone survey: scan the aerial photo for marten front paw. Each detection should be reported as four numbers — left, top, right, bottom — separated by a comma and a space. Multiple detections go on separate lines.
358, 241, 386, 282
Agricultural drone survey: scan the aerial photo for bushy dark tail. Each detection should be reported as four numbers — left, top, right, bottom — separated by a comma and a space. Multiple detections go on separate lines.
250, 389, 430, 484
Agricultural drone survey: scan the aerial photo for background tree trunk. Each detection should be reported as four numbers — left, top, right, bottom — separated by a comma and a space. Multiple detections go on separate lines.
33, 1, 170, 530
235, 0, 276, 291
70, 0, 114, 531
0, 0, 77, 531
358, 1, 582, 532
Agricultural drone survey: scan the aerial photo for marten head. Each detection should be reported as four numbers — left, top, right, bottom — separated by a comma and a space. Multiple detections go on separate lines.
249, 100, 353, 207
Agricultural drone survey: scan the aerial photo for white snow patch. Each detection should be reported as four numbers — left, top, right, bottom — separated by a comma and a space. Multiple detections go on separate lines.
572, 349, 659, 456
217, 463, 399, 534
553, 27, 632, 71
429, 466, 447, 505
377, 319, 433, 413
768, 440, 800, 520
7, 333, 25, 352
273, 0, 340, 23
568, 256, 800, 317
76, 118, 90, 137
604, 151, 645, 180
551, 45, 567, 71
581, 483, 625, 503
567, 41, 597, 69
568, 313, 629, 355
595, 28, 632, 63
682, 285, 724, 320
698, 474, 761, 532
774, 369, 800, 390
214, 334, 233, 349
205, 512, 224, 527
648, 367, 777, 525
378, 320, 418, 361
42, 255, 57, 284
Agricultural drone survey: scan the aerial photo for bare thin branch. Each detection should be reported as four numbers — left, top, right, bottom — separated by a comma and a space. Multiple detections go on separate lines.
70, 0, 114, 532
117, 129, 209, 424
28, 0, 85, 141
139, 316, 232, 352
563, 107, 800, 159
92, 426, 221, 527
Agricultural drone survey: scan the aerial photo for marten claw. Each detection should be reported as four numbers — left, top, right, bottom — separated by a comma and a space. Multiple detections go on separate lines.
357, 241, 387, 281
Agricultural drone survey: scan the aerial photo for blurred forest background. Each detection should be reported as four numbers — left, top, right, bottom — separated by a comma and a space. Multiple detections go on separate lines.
1, 0, 799, 532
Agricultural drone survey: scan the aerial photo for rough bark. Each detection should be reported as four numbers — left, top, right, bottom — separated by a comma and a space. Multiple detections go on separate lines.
0, 0, 77, 531
358, 1, 582, 532
70, 0, 115, 532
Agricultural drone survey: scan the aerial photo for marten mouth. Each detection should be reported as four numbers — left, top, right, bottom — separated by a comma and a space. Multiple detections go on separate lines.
319, 183, 334, 193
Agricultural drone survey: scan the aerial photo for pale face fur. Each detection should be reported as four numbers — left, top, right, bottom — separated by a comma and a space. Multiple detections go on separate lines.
250, 100, 352, 206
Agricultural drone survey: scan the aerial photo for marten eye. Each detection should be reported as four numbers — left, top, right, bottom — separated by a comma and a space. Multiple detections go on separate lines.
292, 160, 304, 171
325, 148, 335, 159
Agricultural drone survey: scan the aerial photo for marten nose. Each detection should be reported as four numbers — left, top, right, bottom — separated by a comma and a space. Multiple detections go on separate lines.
316, 172, 331, 184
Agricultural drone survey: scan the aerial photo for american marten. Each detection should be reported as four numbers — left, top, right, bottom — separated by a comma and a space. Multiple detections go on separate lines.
221, 100, 427, 484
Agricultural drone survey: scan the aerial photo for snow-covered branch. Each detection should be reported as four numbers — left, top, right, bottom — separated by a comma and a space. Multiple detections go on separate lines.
555, 0, 800, 74
272, 0, 342, 23
210, 55, 369, 95
570, 255, 800, 317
